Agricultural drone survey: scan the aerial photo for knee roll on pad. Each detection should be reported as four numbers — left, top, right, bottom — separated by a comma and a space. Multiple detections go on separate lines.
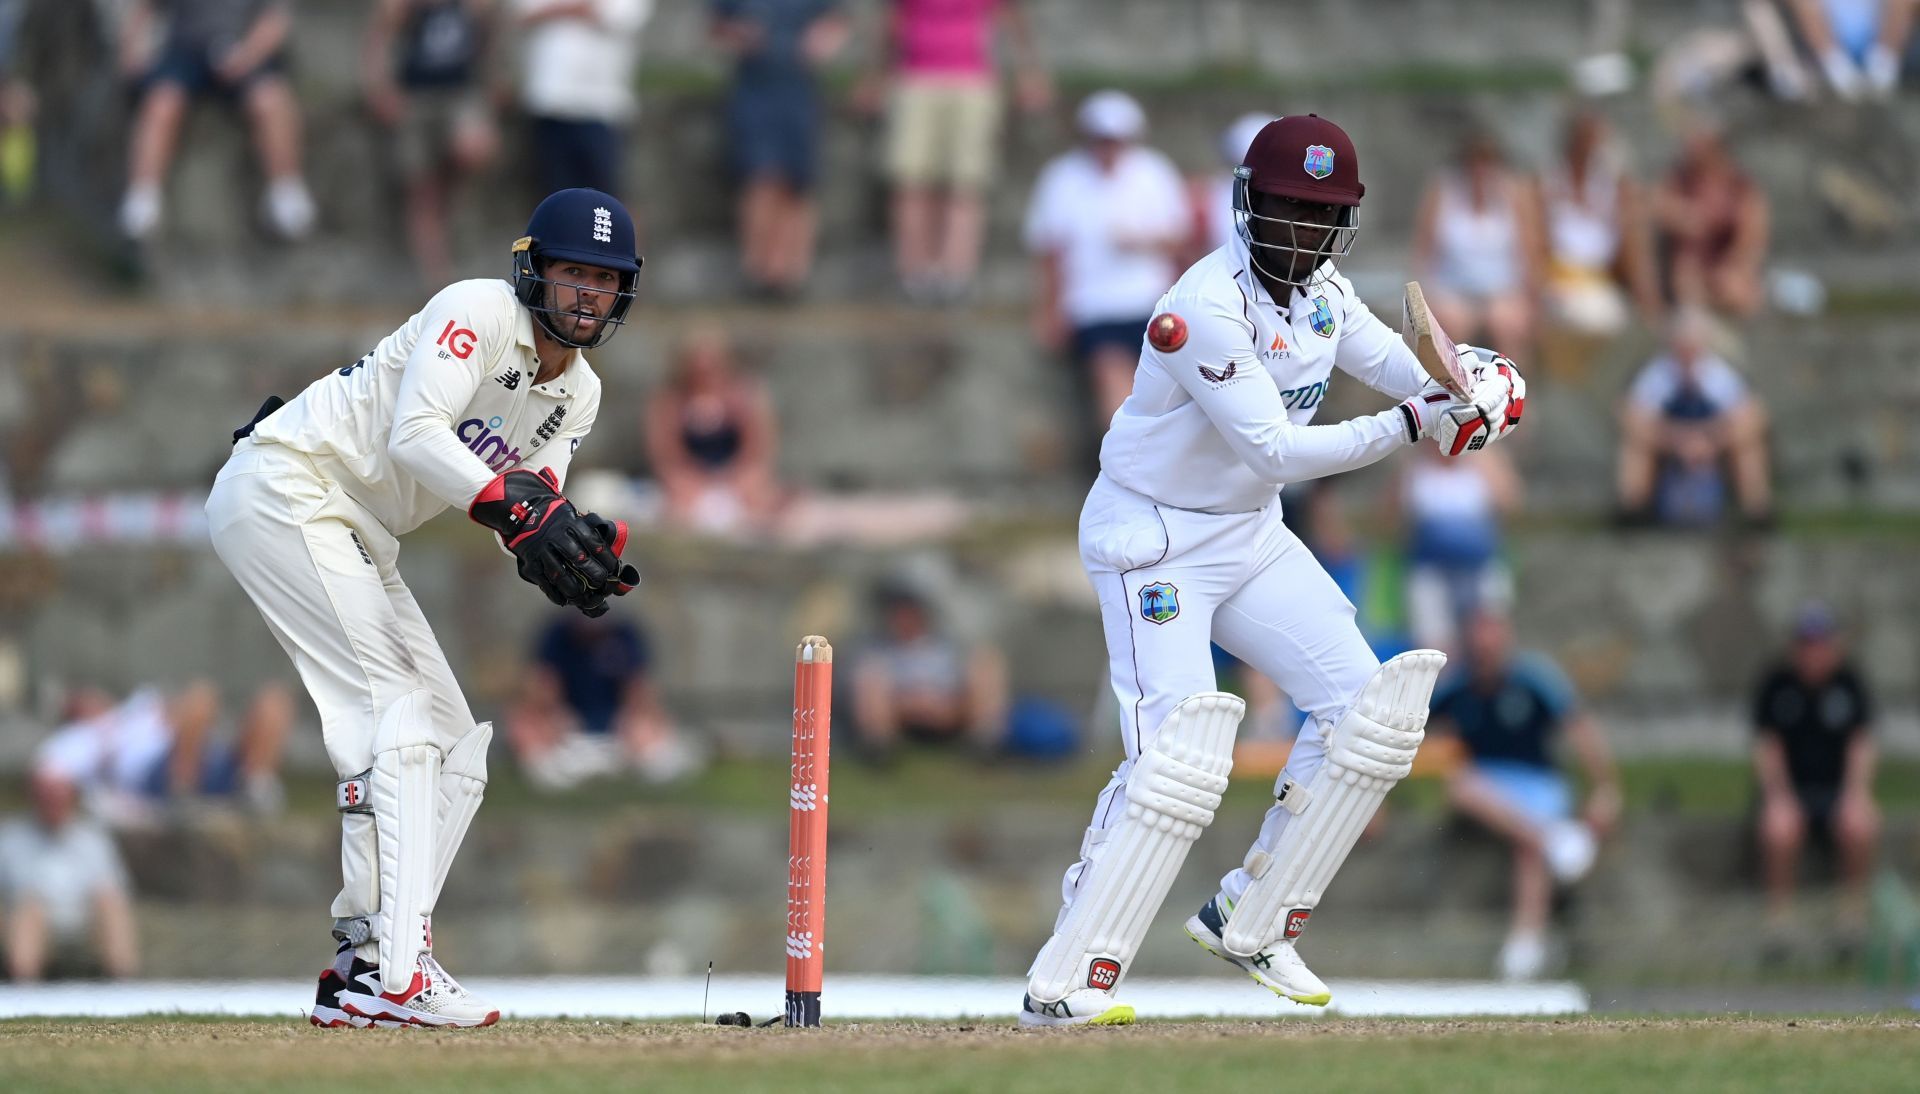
1027, 692, 1243, 1003
1220, 650, 1444, 958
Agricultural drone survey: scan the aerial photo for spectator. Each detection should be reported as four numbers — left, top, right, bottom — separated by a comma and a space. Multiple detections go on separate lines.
852, 581, 1008, 759
1024, 90, 1187, 440
0, 0, 32, 207
1394, 441, 1521, 656
1752, 603, 1879, 944
515, 0, 651, 201
1189, 112, 1273, 261
858, 0, 1050, 303
364, 0, 502, 285
1429, 610, 1621, 981
1616, 308, 1771, 526
506, 614, 700, 789
1653, 122, 1768, 319
1539, 108, 1659, 349
116, 0, 316, 241
1411, 130, 1544, 362
34, 681, 292, 826
644, 326, 782, 536
0, 771, 139, 981
1785, 0, 1915, 99
711, 0, 849, 298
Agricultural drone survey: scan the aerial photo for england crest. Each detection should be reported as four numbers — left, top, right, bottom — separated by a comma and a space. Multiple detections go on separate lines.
1138, 582, 1180, 625
1303, 144, 1335, 180
1309, 295, 1336, 338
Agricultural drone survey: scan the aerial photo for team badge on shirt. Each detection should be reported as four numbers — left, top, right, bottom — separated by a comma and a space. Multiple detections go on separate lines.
1303, 144, 1335, 180
1138, 582, 1180, 625
1309, 295, 1336, 338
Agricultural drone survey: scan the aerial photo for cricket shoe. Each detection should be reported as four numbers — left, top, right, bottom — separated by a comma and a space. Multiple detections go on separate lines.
1184, 896, 1331, 1006
336, 953, 500, 1028
310, 941, 372, 1028
1018, 989, 1135, 1028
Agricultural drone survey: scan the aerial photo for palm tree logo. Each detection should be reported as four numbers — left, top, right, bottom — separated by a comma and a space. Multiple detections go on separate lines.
1139, 582, 1180, 625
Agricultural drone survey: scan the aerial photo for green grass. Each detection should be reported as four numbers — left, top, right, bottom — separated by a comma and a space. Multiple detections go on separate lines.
2, 1017, 1918, 1093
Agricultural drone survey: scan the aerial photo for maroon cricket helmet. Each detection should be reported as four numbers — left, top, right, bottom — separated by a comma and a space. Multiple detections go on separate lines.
1232, 114, 1365, 287
1242, 114, 1365, 206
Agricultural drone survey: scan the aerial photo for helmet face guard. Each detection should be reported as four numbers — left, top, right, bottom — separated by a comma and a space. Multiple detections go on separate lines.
512, 237, 640, 350
1232, 166, 1359, 291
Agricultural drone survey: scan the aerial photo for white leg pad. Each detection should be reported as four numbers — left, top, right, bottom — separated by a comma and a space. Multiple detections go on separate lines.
1027, 692, 1243, 1003
371, 688, 439, 993
430, 721, 491, 908
1220, 651, 1444, 958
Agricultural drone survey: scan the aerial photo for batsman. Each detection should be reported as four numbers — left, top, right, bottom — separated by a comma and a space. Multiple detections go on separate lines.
206, 189, 644, 1027
1021, 115, 1526, 1026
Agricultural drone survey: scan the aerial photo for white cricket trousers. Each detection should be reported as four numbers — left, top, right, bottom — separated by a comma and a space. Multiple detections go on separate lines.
205, 438, 477, 924
1059, 474, 1381, 920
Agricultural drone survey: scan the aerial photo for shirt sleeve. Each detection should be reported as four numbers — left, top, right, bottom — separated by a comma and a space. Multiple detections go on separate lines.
1330, 278, 1433, 401
1844, 668, 1873, 734
599, 0, 653, 33
1751, 668, 1783, 734
1699, 357, 1750, 411
387, 285, 515, 510
1519, 653, 1578, 722
1151, 296, 1412, 484
76, 824, 129, 894
1627, 359, 1671, 411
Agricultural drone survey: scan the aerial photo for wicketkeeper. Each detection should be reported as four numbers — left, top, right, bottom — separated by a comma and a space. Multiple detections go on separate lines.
207, 188, 643, 1027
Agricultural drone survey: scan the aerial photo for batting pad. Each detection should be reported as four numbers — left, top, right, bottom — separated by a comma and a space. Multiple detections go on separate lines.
1027, 692, 1243, 1003
430, 721, 491, 908
371, 689, 440, 994
1221, 650, 1444, 958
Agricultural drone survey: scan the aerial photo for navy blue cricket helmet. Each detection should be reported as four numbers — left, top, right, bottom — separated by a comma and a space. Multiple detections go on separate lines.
511, 189, 643, 350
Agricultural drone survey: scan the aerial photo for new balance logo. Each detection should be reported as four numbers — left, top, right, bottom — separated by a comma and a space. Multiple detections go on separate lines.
496, 368, 521, 391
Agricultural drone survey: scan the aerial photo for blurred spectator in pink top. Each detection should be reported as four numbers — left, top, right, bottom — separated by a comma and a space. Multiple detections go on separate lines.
857, 0, 1050, 303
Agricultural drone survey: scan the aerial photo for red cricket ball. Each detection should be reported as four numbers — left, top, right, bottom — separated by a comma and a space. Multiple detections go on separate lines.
1148, 312, 1188, 353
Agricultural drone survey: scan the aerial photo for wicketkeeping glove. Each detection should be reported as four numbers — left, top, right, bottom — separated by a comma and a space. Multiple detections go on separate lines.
470, 467, 633, 614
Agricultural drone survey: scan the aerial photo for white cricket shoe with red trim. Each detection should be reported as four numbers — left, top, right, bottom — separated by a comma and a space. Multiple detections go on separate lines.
334, 953, 500, 1028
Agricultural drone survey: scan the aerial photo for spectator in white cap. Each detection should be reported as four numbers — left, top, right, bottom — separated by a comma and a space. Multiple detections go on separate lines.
1024, 90, 1188, 460
1189, 112, 1275, 260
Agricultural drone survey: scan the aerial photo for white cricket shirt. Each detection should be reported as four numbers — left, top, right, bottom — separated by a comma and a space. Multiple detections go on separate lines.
250, 279, 602, 536
516, 0, 653, 123
1023, 144, 1190, 326
1098, 232, 1433, 513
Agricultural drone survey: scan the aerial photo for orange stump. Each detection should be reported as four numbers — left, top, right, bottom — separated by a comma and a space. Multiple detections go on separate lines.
785, 635, 832, 1027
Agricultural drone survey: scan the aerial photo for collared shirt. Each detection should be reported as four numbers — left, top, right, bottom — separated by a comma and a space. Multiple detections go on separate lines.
1023, 144, 1189, 326
0, 817, 128, 937
251, 278, 602, 536
517, 0, 652, 122
1097, 231, 1432, 513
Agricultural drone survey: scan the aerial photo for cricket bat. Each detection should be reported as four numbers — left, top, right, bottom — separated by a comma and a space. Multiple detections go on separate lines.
1402, 281, 1474, 398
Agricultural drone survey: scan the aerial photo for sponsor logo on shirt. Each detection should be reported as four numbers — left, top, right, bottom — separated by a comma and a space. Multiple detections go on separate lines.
1198, 362, 1237, 383
458, 415, 524, 471
436, 320, 477, 361
496, 367, 522, 391
1260, 330, 1291, 363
